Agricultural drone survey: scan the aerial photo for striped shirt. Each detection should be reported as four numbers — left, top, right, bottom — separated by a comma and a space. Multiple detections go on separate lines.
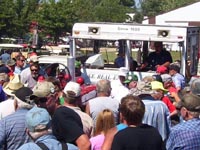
0, 108, 31, 150
142, 98, 171, 141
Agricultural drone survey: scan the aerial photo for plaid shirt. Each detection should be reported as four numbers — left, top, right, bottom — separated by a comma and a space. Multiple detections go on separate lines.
166, 118, 200, 150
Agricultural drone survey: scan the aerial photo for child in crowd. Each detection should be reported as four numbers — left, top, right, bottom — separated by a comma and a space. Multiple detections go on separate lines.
90, 109, 115, 150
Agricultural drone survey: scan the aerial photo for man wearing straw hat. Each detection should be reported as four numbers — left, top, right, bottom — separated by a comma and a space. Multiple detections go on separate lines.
0, 74, 24, 119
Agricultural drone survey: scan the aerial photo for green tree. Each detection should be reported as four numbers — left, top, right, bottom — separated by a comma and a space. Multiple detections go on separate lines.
140, 0, 199, 17
120, 0, 135, 7
0, 0, 16, 37
93, 0, 131, 22
14, 0, 40, 38
134, 11, 143, 23
34, 0, 75, 44
0, 0, 40, 39
141, 0, 169, 17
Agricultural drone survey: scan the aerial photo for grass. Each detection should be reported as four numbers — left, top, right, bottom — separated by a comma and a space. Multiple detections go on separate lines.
100, 50, 181, 64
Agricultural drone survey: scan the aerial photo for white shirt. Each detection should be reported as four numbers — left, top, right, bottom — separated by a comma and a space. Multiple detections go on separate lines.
0, 99, 15, 120
111, 80, 130, 103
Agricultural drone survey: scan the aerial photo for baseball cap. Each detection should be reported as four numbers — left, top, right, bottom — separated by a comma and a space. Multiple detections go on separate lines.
118, 67, 128, 77
25, 107, 51, 132
63, 81, 81, 98
180, 93, 200, 112
151, 81, 168, 91
32, 81, 55, 98
156, 66, 167, 74
124, 73, 138, 84
190, 78, 200, 96
14, 87, 35, 105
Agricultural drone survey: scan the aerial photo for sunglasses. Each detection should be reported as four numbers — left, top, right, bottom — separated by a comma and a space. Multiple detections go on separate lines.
20, 59, 25, 62
31, 69, 38, 72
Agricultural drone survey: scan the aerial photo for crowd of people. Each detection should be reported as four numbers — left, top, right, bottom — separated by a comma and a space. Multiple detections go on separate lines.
0, 43, 200, 150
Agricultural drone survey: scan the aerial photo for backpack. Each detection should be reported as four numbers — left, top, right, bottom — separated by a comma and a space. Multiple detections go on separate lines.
36, 141, 68, 150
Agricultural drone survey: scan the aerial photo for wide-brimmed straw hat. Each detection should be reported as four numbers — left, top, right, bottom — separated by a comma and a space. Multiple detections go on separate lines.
132, 81, 156, 96
7, 59, 16, 66
3, 74, 24, 96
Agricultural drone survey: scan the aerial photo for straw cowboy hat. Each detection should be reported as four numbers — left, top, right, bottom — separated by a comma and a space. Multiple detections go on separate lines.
3, 74, 24, 96
7, 59, 16, 66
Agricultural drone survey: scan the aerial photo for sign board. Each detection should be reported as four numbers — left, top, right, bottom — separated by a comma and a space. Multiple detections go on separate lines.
84, 68, 155, 83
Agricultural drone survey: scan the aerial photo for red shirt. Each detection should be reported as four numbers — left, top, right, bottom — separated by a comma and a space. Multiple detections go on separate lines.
168, 86, 177, 94
162, 96, 176, 113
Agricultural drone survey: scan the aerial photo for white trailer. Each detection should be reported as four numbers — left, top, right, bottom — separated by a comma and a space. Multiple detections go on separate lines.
69, 22, 200, 83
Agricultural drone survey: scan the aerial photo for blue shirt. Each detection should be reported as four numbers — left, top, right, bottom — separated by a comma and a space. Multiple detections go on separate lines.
14, 66, 24, 74
0, 109, 30, 150
172, 73, 185, 90
17, 134, 78, 150
142, 99, 171, 141
166, 118, 200, 150
114, 57, 125, 68
116, 123, 127, 131
0, 53, 11, 64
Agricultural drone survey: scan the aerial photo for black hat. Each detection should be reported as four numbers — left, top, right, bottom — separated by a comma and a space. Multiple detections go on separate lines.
152, 74, 163, 83
14, 87, 34, 105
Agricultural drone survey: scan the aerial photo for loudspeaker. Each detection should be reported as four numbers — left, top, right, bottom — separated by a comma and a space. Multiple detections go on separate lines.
88, 27, 99, 34
158, 30, 170, 38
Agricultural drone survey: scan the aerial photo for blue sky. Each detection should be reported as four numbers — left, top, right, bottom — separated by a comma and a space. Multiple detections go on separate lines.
134, 0, 141, 8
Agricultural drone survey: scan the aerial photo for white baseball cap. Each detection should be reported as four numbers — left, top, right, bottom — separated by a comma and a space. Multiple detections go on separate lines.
118, 67, 129, 77
63, 81, 81, 97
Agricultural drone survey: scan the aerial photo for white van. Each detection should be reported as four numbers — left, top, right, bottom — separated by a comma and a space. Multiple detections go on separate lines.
71, 22, 200, 83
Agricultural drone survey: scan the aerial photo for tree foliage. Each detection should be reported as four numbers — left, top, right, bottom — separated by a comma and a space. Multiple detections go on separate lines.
0, 0, 39, 38
140, 0, 199, 17
93, 0, 131, 22
0, 0, 16, 37
120, 0, 135, 7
